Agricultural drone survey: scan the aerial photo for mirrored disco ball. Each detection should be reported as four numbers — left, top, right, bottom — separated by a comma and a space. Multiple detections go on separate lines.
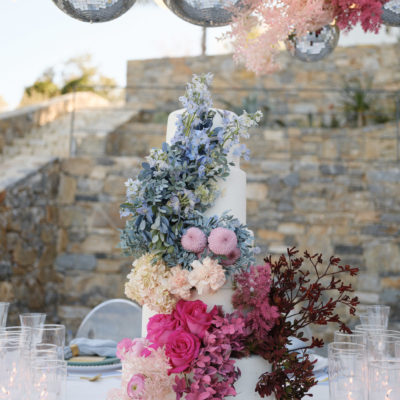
381, 0, 400, 27
163, 0, 244, 27
52, 0, 136, 23
287, 24, 340, 63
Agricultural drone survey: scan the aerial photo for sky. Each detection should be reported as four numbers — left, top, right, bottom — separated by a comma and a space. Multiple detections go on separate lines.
0, 0, 398, 109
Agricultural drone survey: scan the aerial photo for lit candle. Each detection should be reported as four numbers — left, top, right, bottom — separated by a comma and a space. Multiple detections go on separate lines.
386, 389, 392, 400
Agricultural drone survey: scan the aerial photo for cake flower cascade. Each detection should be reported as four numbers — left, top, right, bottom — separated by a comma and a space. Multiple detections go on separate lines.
108, 75, 359, 400
120, 73, 261, 313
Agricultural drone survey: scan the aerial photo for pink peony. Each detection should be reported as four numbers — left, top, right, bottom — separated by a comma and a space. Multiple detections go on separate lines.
146, 313, 182, 348
208, 227, 237, 256
188, 257, 226, 295
173, 299, 217, 339
165, 329, 200, 374
127, 374, 145, 399
167, 265, 193, 300
181, 227, 207, 253
221, 247, 241, 266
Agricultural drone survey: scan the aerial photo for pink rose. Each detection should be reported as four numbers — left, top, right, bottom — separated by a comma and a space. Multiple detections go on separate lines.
127, 373, 145, 399
146, 313, 182, 348
165, 329, 200, 374
173, 299, 217, 339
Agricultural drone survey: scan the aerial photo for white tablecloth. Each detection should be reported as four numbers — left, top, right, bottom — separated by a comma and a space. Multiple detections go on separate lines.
67, 373, 329, 400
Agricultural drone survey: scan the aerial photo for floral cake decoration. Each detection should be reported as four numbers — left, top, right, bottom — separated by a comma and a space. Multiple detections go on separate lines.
108, 75, 359, 400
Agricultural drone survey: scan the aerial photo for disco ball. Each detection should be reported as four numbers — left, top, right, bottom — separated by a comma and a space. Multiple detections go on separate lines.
381, 0, 400, 27
286, 24, 340, 63
52, 0, 136, 23
163, 0, 244, 27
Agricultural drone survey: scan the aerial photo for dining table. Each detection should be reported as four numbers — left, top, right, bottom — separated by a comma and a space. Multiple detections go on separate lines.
66, 371, 330, 400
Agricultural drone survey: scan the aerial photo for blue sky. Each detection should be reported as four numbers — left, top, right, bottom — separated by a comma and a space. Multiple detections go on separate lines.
0, 0, 397, 108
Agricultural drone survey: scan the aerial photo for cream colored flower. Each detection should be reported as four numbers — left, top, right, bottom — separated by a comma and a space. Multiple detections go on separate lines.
188, 257, 226, 296
125, 253, 176, 313
167, 266, 192, 300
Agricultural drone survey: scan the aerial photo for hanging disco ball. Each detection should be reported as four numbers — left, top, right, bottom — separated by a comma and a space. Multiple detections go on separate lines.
52, 0, 136, 23
381, 0, 400, 27
163, 0, 244, 27
286, 24, 340, 63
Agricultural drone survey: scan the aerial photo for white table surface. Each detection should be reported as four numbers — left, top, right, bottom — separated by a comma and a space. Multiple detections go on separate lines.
66, 373, 329, 400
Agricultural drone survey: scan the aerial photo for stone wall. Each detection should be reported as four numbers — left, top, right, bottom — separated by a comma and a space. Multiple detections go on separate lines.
0, 156, 60, 325
55, 156, 143, 334
0, 92, 109, 155
126, 44, 400, 127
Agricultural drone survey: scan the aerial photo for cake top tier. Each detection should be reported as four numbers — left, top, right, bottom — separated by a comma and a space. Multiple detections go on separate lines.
166, 108, 240, 165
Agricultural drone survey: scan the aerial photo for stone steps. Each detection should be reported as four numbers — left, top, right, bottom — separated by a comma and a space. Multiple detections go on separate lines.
0, 106, 137, 163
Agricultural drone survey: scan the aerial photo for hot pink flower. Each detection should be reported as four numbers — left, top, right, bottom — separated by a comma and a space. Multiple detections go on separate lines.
208, 227, 237, 256
168, 265, 193, 300
146, 313, 182, 348
165, 329, 200, 374
221, 247, 241, 266
181, 227, 207, 253
127, 374, 145, 399
173, 299, 217, 339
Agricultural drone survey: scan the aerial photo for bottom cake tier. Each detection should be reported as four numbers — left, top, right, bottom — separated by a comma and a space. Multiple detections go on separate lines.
141, 282, 275, 400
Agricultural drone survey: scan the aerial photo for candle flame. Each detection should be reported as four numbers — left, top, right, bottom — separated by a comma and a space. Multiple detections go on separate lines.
386, 389, 393, 399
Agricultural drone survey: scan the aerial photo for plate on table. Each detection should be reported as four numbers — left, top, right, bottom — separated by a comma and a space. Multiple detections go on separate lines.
67, 356, 121, 373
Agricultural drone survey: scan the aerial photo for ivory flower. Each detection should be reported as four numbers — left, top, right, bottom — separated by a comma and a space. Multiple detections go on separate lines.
188, 257, 226, 295
167, 266, 193, 300
125, 253, 176, 313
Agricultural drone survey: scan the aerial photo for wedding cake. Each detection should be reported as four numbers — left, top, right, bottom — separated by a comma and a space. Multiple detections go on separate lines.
143, 109, 272, 400
110, 74, 277, 400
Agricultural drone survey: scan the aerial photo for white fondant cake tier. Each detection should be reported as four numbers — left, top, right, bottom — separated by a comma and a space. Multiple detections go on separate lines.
204, 166, 246, 224
141, 286, 275, 400
166, 109, 247, 225
166, 109, 240, 165
231, 356, 275, 400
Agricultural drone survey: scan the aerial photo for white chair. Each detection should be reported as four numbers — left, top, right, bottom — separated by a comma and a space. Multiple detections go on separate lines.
76, 299, 142, 342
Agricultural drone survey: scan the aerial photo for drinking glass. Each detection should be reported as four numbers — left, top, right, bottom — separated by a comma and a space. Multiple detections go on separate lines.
32, 359, 67, 400
334, 331, 367, 345
367, 334, 400, 361
32, 343, 59, 361
366, 305, 390, 328
0, 327, 32, 348
32, 325, 65, 359
328, 342, 367, 400
0, 344, 31, 400
354, 325, 387, 334
369, 360, 400, 400
19, 313, 46, 345
0, 302, 9, 328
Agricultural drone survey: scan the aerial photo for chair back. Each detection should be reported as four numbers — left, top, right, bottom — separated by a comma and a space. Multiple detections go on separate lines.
76, 299, 141, 342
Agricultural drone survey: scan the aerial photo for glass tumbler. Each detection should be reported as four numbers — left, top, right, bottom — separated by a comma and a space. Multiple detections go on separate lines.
369, 360, 400, 400
328, 342, 367, 400
32, 325, 65, 360
0, 302, 9, 328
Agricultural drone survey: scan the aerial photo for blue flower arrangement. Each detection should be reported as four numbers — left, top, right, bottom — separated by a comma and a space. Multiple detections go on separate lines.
120, 74, 262, 270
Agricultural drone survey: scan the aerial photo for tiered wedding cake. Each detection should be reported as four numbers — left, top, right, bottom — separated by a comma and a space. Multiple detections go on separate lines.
141, 109, 272, 399
111, 74, 277, 400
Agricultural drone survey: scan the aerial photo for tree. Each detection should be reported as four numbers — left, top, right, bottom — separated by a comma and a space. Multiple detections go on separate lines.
20, 54, 118, 106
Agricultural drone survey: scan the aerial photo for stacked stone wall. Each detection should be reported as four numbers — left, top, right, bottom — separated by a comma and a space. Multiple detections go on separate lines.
127, 44, 400, 128
0, 156, 60, 325
55, 156, 143, 333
